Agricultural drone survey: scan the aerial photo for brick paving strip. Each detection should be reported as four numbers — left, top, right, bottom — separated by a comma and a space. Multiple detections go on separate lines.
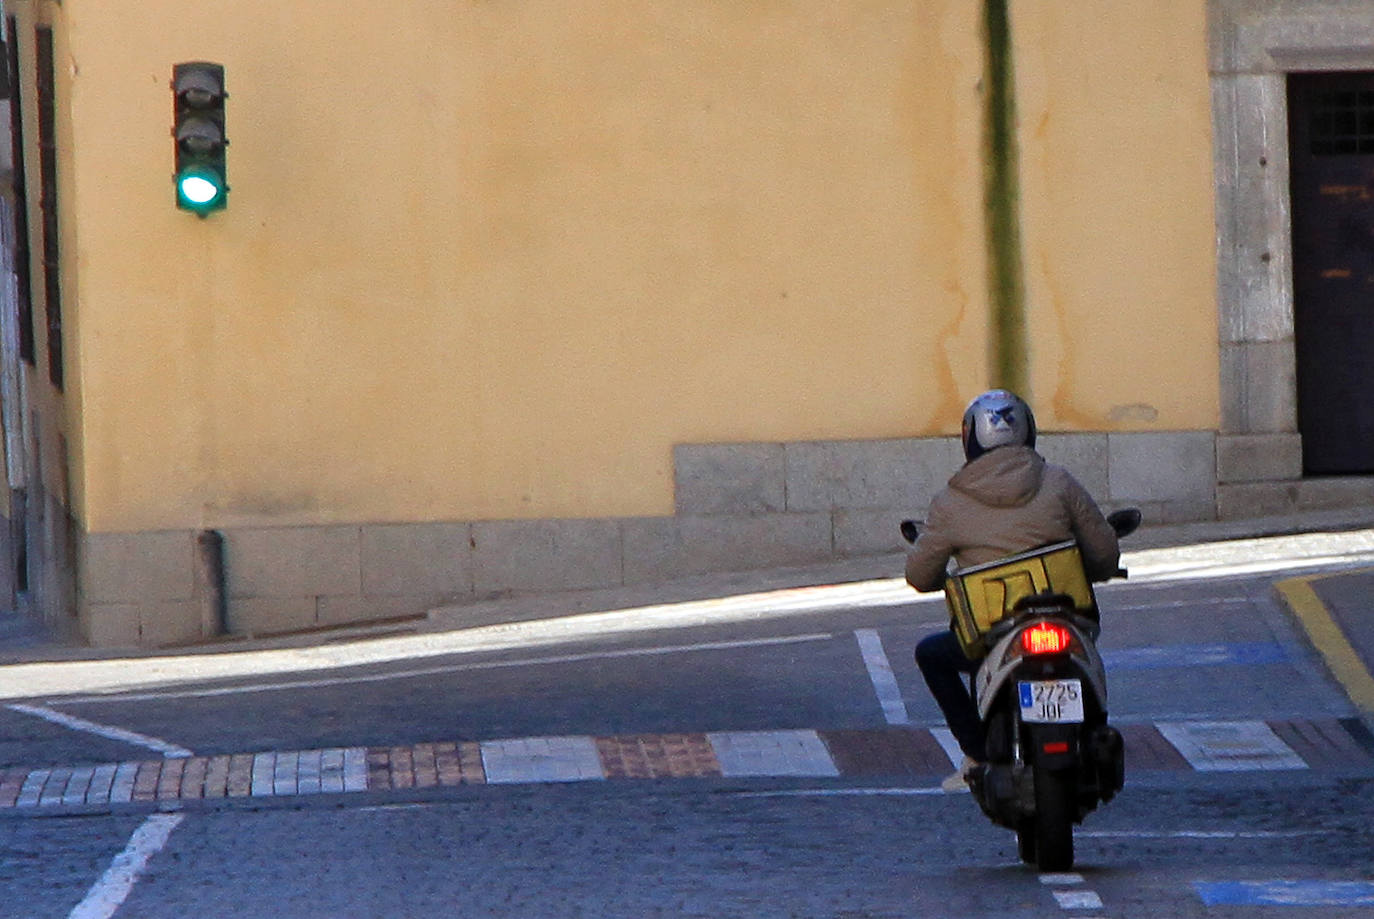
0, 721, 1367, 812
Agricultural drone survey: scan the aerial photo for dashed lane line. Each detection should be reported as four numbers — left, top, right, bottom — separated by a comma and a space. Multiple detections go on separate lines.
1041, 873, 1105, 916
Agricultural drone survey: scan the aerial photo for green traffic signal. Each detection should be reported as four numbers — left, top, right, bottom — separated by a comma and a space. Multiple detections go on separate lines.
172, 62, 227, 216
176, 164, 226, 211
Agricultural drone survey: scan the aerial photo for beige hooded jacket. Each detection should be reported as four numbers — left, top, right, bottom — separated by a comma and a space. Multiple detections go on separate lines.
905, 445, 1120, 593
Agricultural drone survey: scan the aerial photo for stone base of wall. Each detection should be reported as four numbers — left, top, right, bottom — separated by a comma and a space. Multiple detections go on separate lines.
74, 429, 1294, 647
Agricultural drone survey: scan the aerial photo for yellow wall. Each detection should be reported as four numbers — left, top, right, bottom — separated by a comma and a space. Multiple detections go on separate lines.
1014, 0, 1219, 429
27, 0, 1214, 533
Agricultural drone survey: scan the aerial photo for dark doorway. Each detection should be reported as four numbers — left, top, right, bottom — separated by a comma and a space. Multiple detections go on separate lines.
1288, 71, 1374, 475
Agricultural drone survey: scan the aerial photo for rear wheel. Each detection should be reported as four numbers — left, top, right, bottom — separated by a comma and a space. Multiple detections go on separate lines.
1033, 765, 1075, 871
1015, 820, 1037, 865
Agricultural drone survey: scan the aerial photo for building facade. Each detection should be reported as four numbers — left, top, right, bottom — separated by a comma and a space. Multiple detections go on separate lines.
0, 0, 1368, 646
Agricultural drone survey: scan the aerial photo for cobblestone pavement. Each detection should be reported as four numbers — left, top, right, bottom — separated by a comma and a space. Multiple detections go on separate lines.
5, 717, 1370, 812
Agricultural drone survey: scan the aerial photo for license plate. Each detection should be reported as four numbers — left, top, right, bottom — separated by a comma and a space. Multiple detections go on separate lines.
1018, 679, 1084, 723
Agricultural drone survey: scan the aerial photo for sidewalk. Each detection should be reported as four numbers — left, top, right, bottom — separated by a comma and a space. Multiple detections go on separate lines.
2, 506, 1374, 666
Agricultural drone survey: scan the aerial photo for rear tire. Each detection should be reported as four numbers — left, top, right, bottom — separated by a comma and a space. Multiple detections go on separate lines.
1016, 821, 1037, 865
1033, 765, 1075, 871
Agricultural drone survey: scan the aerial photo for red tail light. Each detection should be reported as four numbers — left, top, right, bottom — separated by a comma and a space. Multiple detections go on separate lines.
1021, 621, 1073, 655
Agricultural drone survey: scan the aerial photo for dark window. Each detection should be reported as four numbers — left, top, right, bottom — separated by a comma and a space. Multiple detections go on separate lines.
35, 26, 60, 389
6, 17, 34, 365
1308, 87, 1374, 155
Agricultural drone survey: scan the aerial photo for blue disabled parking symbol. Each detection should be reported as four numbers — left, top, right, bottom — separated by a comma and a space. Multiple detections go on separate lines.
1195, 881, 1374, 907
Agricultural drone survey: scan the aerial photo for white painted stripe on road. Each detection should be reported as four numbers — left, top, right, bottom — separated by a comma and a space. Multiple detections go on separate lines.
1053, 890, 1103, 910
87, 764, 118, 805
707, 730, 840, 778
16, 769, 46, 807
251, 752, 276, 796
109, 763, 139, 804
1156, 721, 1306, 771
1079, 829, 1329, 839
319, 749, 344, 794
274, 751, 299, 795
40, 768, 72, 807
929, 727, 963, 769
343, 747, 369, 792
480, 736, 605, 784
731, 787, 946, 797
296, 749, 323, 794
50, 633, 835, 705
68, 813, 184, 919
1101, 597, 1250, 612
6, 703, 193, 758
855, 630, 910, 725
1040, 874, 1085, 885
64, 767, 95, 806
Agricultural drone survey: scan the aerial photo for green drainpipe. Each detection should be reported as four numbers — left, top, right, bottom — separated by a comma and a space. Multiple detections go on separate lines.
982, 0, 1028, 398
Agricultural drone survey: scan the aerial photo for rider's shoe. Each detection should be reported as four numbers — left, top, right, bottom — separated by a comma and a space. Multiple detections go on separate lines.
941, 756, 984, 793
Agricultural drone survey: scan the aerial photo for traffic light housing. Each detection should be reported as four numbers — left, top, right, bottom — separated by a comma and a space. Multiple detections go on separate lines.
172, 62, 227, 215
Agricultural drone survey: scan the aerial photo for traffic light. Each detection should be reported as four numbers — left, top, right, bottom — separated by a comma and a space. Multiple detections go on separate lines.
171, 62, 227, 215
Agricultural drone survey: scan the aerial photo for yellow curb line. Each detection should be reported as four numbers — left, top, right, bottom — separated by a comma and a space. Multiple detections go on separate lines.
1275, 570, 1374, 715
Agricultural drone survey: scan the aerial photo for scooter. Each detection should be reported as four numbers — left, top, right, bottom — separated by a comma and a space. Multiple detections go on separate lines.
901, 508, 1141, 871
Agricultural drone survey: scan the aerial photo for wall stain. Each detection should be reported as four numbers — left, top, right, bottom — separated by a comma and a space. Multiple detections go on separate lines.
1109, 403, 1159, 423
1036, 243, 1103, 429
907, 2, 981, 429
982, 0, 1027, 398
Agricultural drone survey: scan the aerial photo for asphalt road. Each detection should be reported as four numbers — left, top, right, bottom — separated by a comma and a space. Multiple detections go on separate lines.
2, 533, 1374, 918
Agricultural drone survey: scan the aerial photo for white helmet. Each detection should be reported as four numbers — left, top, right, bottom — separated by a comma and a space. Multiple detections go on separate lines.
961, 389, 1036, 461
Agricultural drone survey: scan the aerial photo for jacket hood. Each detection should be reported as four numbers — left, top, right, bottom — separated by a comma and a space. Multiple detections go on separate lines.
948, 445, 1045, 508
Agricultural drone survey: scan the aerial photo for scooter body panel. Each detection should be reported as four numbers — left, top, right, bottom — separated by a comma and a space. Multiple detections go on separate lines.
974, 611, 1107, 723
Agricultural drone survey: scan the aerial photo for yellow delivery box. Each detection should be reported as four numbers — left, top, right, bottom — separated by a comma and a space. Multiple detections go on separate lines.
943, 540, 1097, 659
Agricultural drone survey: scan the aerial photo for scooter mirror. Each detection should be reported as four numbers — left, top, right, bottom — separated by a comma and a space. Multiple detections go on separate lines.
1107, 508, 1142, 539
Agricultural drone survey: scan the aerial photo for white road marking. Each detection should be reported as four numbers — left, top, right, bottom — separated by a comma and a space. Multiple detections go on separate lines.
6, 703, 192, 757
1052, 889, 1104, 910
1156, 720, 1305, 771
49, 633, 834, 705
855, 629, 910, 725
1079, 829, 1329, 839
1040, 874, 1085, 885
68, 813, 184, 919
929, 726, 964, 769
0, 578, 913, 701
1101, 597, 1250, 612
16, 769, 47, 807
730, 787, 946, 798
251, 753, 276, 796
481, 736, 605, 784
707, 730, 840, 778
343, 747, 369, 792
109, 763, 139, 804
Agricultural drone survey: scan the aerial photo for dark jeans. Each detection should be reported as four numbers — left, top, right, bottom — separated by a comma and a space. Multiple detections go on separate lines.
915, 630, 986, 761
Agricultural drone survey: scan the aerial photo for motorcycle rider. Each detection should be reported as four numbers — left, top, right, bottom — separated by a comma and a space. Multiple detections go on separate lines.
906, 389, 1120, 791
